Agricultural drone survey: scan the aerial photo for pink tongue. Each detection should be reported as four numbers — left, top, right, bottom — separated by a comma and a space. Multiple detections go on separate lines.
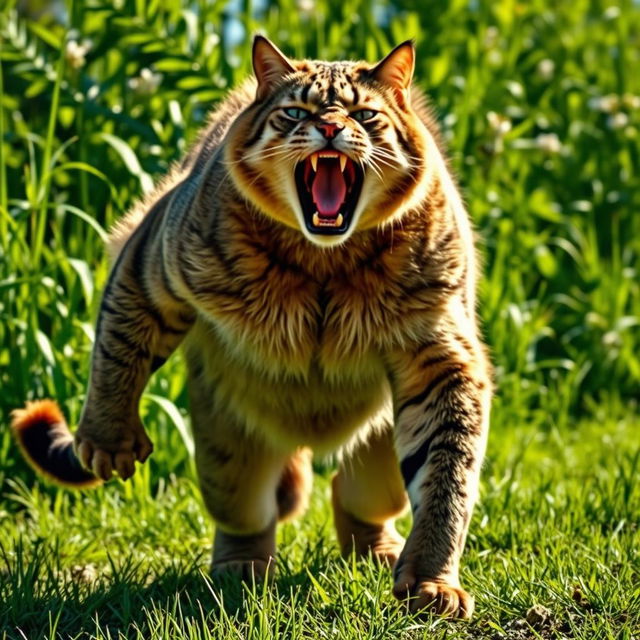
311, 160, 346, 217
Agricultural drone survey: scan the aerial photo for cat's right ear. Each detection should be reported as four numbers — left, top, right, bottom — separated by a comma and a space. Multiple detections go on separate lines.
252, 36, 296, 101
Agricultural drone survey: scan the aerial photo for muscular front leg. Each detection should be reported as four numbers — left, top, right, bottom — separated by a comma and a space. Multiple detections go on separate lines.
76, 204, 194, 480
387, 322, 491, 619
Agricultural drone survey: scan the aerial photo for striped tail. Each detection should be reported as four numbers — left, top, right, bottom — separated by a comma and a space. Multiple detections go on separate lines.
11, 400, 102, 488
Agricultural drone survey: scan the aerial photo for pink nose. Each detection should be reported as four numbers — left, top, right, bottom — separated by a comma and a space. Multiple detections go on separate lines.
316, 121, 344, 139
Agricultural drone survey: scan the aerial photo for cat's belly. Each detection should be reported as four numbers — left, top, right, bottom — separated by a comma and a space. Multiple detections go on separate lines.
184, 320, 391, 453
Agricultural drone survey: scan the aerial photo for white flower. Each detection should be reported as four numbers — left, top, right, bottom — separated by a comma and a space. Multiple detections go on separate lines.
484, 26, 499, 48
603, 6, 620, 20
622, 93, 640, 109
506, 81, 524, 99
128, 68, 163, 96
297, 0, 314, 11
487, 111, 512, 135
536, 133, 562, 153
443, 113, 457, 128
202, 32, 221, 58
607, 112, 629, 129
65, 40, 90, 70
588, 94, 619, 113
536, 58, 555, 81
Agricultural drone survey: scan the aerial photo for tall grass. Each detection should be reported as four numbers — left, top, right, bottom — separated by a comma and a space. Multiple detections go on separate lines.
0, 0, 639, 484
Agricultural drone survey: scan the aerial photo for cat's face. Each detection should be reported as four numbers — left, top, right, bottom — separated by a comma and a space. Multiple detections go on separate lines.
227, 37, 431, 247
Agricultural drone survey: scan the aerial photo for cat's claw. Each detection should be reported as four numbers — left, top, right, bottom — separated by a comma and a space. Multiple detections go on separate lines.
74, 417, 153, 480
392, 575, 474, 619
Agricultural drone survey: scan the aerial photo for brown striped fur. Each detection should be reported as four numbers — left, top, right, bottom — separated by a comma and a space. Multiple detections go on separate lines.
12, 37, 491, 619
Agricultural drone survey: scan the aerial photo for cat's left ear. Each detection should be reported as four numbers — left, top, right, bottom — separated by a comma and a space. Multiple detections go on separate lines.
252, 35, 296, 101
370, 40, 415, 104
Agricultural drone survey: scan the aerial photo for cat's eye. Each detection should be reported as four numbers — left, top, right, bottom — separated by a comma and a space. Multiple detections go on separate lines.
352, 109, 377, 122
284, 107, 310, 119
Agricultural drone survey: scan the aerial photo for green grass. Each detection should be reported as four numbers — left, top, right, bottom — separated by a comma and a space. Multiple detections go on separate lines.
1, 0, 639, 638
1, 412, 638, 639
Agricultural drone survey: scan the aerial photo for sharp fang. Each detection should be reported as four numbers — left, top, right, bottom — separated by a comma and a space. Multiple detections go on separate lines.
313, 212, 320, 227
336, 213, 344, 226
310, 153, 318, 172
339, 155, 347, 172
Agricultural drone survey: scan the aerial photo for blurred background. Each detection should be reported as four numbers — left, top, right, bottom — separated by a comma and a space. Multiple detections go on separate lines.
0, 0, 638, 486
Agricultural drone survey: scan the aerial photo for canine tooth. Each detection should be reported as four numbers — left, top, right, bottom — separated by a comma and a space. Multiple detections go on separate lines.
336, 213, 344, 226
339, 155, 347, 172
313, 212, 320, 227
310, 153, 318, 172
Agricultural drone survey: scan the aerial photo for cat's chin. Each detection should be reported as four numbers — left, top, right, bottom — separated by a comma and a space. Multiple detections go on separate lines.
294, 151, 364, 238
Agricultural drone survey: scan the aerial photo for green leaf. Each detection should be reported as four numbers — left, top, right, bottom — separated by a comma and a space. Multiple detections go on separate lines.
535, 244, 558, 278
35, 329, 55, 366
305, 569, 331, 606
153, 58, 194, 72
144, 393, 194, 457
27, 21, 63, 49
25, 79, 49, 99
68, 258, 94, 304
429, 56, 450, 86
176, 76, 212, 90
98, 133, 154, 194
56, 204, 109, 243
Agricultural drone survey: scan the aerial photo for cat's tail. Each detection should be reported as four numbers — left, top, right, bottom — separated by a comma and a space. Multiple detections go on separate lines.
11, 400, 102, 488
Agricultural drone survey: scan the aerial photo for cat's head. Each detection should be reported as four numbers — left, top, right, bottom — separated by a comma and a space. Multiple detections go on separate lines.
227, 36, 433, 247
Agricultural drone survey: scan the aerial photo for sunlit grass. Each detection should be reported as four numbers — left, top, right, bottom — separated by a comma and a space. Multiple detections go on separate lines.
1, 0, 639, 638
1, 413, 638, 638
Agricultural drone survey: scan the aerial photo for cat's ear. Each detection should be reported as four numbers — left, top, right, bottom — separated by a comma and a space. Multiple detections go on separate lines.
370, 40, 415, 104
252, 35, 296, 100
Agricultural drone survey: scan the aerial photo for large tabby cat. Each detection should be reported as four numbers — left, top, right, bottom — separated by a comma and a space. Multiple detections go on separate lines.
12, 37, 491, 618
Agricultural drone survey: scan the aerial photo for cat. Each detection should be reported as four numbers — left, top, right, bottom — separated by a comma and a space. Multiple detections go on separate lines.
12, 36, 491, 619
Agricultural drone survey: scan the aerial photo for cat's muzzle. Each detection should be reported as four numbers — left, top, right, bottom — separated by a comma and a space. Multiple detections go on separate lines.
295, 151, 364, 236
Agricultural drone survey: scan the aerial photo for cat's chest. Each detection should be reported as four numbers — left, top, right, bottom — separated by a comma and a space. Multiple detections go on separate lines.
207, 253, 427, 376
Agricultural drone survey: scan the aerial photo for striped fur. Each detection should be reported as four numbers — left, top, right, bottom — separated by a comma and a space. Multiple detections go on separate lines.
12, 37, 491, 619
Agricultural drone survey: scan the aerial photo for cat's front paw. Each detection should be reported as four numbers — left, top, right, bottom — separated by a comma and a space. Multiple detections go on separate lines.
392, 544, 473, 618
74, 414, 153, 481
393, 577, 474, 618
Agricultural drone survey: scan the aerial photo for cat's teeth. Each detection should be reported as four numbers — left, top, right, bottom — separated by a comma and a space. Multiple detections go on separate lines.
310, 153, 318, 172
339, 155, 347, 173
312, 212, 343, 227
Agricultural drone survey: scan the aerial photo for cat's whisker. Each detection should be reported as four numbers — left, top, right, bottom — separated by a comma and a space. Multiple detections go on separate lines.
372, 145, 422, 166
223, 146, 305, 166
370, 150, 420, 170
363, 158, 384, 183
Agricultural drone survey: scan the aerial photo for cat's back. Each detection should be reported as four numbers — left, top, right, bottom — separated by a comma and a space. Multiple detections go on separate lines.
107, 80, 256, 259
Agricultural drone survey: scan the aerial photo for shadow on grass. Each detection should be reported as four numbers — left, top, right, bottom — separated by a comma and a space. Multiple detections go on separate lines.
0, 537, 328, 639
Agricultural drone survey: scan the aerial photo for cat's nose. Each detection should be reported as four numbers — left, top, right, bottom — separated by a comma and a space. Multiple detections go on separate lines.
315, 121, 344, 139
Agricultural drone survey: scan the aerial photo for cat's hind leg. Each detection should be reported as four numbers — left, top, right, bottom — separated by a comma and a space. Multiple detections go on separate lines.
332, 425, 408, 566
190, 396, 313, 581
189, 388, 287, 582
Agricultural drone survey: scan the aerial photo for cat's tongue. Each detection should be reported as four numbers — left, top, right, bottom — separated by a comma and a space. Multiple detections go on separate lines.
311, 159, 346, 217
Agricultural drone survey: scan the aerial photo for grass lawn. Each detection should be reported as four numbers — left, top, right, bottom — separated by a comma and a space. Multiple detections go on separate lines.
2, 409, 638, 639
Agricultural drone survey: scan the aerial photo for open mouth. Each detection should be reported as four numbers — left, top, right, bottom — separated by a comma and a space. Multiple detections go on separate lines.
294, 150, 364, 236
